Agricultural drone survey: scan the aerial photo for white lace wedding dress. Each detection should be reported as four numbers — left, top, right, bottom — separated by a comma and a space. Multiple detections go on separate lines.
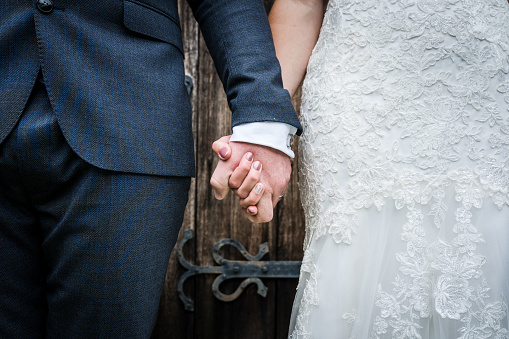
291, 0, 509, 338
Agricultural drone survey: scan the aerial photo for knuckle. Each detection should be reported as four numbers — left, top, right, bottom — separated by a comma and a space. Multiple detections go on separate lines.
228, 177, 241, 189
246, 170, 261, 182
236, 189, 249, 199
240, 196, 254, 206
210, 177, 221, 189
255, 209, 271, 223
263, 185, 273, 195
240, 159, 252, 171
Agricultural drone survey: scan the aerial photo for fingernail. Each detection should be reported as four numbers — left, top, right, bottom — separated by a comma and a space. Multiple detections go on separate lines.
254, 183, 263, 194
253, 161, 261, 171
246, 152, 253, 161
219, 147, 228, 159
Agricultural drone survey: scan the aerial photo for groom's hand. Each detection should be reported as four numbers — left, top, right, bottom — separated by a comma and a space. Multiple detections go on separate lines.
211, 139, 291, 223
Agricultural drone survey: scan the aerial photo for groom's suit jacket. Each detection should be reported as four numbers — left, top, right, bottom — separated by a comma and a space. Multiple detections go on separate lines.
0, 0, 302, 176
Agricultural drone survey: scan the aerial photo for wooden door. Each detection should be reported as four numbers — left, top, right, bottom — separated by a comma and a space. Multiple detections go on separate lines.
151, 1, 306, 338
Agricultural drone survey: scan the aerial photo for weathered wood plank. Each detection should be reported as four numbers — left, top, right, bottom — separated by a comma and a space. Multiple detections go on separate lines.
191, 22, 278, 338
153, 0, 306, 337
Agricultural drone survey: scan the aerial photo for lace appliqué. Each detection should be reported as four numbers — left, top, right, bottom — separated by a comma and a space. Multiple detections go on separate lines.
293, 0, 509, 337
369, 182, 509, 338
290, 249, 320, 339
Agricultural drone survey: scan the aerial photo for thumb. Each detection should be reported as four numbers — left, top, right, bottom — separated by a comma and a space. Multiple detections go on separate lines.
212, 135, 232, 161
210, 160, 232, 200
247, 191, 273, 223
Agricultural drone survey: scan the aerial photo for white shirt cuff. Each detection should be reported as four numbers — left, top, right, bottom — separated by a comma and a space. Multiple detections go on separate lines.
230, 122, 297, 158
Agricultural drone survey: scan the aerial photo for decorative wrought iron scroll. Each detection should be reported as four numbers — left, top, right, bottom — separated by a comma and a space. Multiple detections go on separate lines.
177, 229, 302, 311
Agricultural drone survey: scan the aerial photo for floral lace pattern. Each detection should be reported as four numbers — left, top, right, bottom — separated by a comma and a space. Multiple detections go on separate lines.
369, 194, 509, 339
290, 249, 320, 339
292, 0, 509, 337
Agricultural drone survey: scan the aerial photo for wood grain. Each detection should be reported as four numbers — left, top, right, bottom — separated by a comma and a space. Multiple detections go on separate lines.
152, 1, 306, 338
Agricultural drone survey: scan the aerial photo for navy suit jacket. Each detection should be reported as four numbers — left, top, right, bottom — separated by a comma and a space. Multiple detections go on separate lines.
0, 0, 302, 176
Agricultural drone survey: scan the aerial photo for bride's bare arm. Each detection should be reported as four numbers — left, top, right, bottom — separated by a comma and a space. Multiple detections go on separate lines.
269, 0, 326, 97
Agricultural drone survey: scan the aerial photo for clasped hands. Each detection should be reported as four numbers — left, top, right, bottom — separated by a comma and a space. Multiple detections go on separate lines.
210, 136, 291, 223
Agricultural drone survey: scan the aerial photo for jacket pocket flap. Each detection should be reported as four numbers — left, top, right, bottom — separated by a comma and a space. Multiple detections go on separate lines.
123, 0, 184, 56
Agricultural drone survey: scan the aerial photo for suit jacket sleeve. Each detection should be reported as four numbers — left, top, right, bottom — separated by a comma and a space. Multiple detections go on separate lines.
186, 0, 303, 135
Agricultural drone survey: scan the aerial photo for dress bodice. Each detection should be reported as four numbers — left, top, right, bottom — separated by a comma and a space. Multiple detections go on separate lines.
300, 0, 509, 239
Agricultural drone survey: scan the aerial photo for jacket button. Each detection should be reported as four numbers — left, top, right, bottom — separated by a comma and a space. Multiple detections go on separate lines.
37, 0, 54, 13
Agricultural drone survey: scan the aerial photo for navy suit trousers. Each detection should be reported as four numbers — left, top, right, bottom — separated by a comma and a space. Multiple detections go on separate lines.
0, 77, 190, 338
